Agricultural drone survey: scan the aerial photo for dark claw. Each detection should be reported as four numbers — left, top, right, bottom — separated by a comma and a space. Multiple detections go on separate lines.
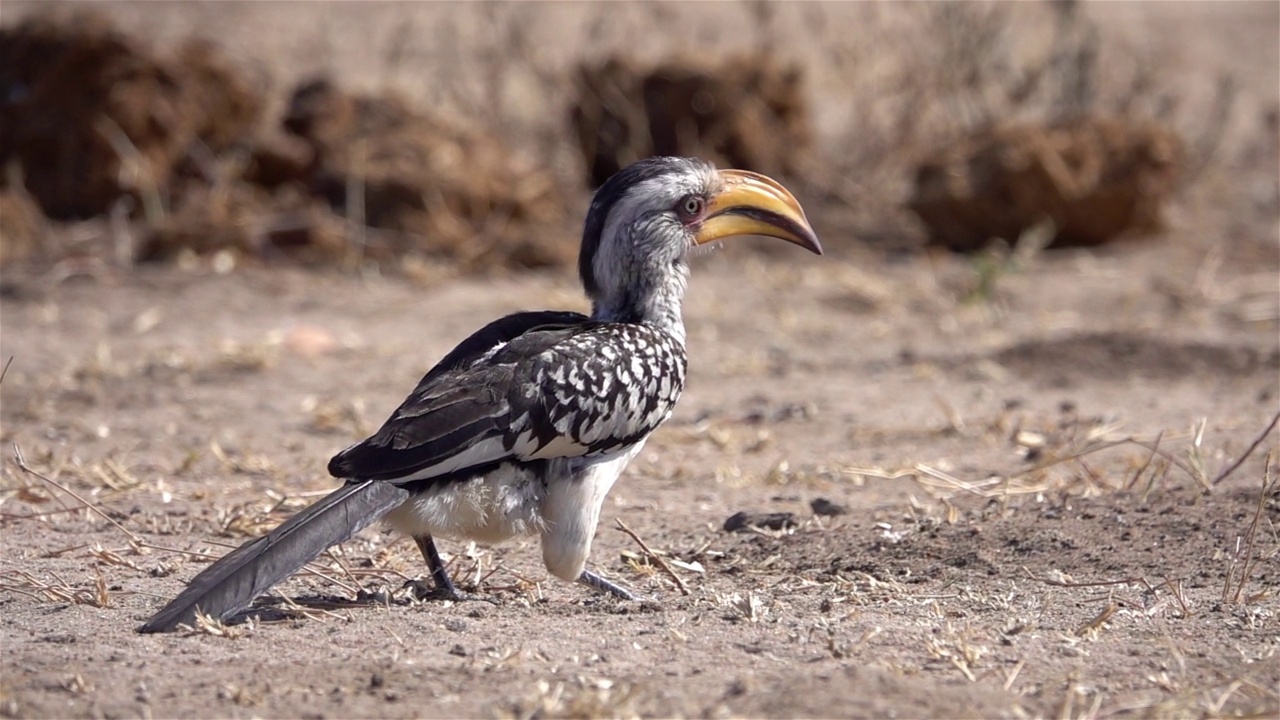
403, 578, 499, 605
578, 570, 641, 601
408, 535, 497, 604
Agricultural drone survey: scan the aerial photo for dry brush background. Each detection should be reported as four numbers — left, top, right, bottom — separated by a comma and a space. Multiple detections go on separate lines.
1, 2, 1278, 719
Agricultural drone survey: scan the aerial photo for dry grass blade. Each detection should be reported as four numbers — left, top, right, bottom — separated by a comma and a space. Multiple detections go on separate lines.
91, 568, 111, 608
88, 544, 140, 570
277, 594, 352, 623
190, 609, 246, 638
1023, 567, 1143, 589
1211, 410, 1280, 486
11, 444, 143, 544
908, 427, 1222, 505
1187, 417, 1211, 490
0, 356, 13, 385
1222, 452, 1276, 606
1002, 659, 1026, 693
915, 464, 1029, 498
1075, 601, 1117, 637
1, 505, 111, 521
615, 518, 689, 595
1, 568, 111, 607
1125, 431, 1163, 491
1162, 577, 1192, 618
321, 547, 362, 590
1013, 437, 1197, 487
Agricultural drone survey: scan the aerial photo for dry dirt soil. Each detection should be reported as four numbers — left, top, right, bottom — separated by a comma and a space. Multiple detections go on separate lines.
2, 236, 1278, 719
3, 3, 1280, 720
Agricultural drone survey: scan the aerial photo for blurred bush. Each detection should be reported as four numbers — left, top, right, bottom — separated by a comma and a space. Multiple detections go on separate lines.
0, 15, 573, 273
909, 115, 1185, 251
570, 54, 811, 188
0, 2, 1261, 274
0, 185, 46, 265
270, 79, 573, 271
0, 15, 261, 220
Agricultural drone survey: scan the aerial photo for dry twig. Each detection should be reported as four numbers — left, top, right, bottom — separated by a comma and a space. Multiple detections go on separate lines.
1022, 567, 1142, 589
12, 444, 143, 544
1126, 431, 1163, 491
1212, 410, 1280, 486
1222, 452, 1275, 605
615, 518, 689, 595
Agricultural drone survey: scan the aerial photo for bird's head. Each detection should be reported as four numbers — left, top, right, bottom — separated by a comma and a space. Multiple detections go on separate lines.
579, 157, 822, 325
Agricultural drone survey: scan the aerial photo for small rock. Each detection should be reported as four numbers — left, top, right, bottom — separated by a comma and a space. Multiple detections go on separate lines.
723, 511, 796, 532
810, 498, 848, 517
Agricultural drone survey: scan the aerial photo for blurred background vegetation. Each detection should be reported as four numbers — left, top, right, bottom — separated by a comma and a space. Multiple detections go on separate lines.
1, 1, 1276, 279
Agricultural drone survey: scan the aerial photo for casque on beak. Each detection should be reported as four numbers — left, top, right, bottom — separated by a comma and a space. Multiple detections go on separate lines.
694, 169, 823, 255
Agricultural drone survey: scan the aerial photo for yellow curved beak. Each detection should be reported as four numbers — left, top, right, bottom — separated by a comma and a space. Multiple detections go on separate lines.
695, 169, 823, 255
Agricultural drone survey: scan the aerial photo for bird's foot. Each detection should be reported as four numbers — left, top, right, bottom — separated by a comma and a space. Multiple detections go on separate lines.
578, 570, 640, 601
403, 579, 499, 605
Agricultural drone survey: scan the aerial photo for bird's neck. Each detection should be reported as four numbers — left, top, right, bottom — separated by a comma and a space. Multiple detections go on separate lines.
589, 265, 688, 344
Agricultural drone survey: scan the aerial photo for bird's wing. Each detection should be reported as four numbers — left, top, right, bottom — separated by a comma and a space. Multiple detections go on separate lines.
414, 310, 589, 384
328, 321, 686, 484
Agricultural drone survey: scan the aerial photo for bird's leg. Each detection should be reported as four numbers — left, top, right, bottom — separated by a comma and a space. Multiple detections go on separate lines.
578, 569, 640, 601
407, 535, 498, 604
417, 535, 459, 595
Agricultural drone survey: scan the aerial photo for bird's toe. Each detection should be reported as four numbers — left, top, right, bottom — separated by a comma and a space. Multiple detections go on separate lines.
403, 578, 500, 605
578, 569, 641, 601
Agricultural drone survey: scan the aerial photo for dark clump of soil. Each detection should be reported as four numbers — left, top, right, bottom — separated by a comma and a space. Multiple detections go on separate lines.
264, 78, 576, 272
1, 15, 577, 274
0, 186, 47, 265
570, 54, 812, 189
909, 115, 1185, 251
0, 14, 263, 220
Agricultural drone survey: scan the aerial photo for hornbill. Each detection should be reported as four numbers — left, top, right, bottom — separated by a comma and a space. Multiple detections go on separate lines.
139, 157, 821, 633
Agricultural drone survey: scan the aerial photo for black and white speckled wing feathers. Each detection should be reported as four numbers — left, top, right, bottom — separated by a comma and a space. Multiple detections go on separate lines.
328, 321, 687, 486
328, 309, 584, 482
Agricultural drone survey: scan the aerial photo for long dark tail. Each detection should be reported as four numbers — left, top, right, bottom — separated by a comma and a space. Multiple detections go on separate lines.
139, 481, 408, 633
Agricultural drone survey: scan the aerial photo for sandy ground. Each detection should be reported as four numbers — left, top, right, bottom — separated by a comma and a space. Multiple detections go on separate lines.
2, 2, 1279, 719
2, 234, 1277, 718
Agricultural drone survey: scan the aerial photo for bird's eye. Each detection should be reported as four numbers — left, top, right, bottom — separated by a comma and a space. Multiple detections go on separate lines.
676, 194, 705, 222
